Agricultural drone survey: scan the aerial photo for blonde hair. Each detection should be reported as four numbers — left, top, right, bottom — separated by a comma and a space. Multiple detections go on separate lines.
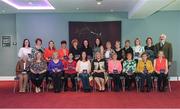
34, 51, 43, 62
111, 52, 117, 58
71, 39, 79, 45
52, 52, 59, 59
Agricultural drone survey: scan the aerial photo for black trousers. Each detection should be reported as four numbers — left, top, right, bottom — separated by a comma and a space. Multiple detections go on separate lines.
51, 72, 63, 91
157, 73, 168, 90
64, 73, 77, 89
30, 73, 46, 87
109, 74, 122, 91
125, 73, 135, 89
137, 73, 152, 90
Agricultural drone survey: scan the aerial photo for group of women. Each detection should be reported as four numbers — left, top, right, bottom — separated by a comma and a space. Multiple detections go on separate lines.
16, 36, 169, 93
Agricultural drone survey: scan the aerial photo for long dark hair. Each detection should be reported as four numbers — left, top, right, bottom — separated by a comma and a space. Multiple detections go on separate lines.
146, 37, 153, 45
48, 40, 56, 50
94, 37, 102, 47
79, 51, 88, 61
82, 39, 90, 48
22, 39, 31, 47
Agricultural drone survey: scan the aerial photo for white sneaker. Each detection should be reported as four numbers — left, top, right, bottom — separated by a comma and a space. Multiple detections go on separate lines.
35, 87, 38, 93
38, 87, 41, 93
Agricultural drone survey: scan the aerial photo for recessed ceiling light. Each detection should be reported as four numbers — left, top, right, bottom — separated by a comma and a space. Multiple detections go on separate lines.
97, 2, 102, 5
96, 0, 103, 5
1, 0, 55, 10
76, 8, 80, 10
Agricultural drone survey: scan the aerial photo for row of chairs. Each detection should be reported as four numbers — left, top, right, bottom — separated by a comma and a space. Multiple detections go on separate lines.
13, 73, 172, 93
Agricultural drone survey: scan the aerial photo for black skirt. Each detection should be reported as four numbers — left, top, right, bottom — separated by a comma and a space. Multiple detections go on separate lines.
93, 72, 105, 79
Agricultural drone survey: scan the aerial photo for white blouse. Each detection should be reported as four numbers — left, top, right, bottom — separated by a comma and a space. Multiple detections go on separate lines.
133, 45, 145, 60
76, 60, 91, 74
18, 47, 32, 59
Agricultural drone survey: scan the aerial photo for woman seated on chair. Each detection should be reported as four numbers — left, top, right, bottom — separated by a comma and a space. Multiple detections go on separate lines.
123, 53, 136, 91
154, 51, 168, 92
16, 55, 31, 93
64, 53, 77, 91
30, 52, 47, 93
108, 53, 122, 92
136, 52, 154, 92
92, 52, 107, 92
76, 51, 91, 92
48, 52, 64, 93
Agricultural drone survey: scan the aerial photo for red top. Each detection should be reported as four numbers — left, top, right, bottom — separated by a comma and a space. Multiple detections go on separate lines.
155, 58, 167, 72
64, 60, 77, 74
58, 48, 69, 60
44, 48, 56, 62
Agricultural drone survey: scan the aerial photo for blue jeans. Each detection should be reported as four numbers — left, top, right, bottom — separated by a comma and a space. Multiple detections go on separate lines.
79, 73, 90, 90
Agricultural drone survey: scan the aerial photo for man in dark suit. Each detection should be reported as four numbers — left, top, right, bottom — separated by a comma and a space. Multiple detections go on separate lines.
155, 34, 173, 66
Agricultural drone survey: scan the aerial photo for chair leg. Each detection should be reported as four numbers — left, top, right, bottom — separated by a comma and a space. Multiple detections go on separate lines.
154, 79, 158, 92
29, 81, 32, 93
121, 79, 125, 92
168, 81, 172, 92
46, 83, 49, 92
151, 79, 154, 92
75, 79, 78, 92
78, 80, 82, 92
107, 79, 111, 92
26, 82, 30, 92
93, 79, 96, 92
42, 81, 45, 93
13, 80, 18, 93
136, 80, 139, 92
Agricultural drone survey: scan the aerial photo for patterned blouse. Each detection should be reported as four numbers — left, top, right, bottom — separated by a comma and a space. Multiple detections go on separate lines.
104, 49, 115, 60
133, 45, 145, 60
123, 60, 136, 73
92, 59, 107, 71
30, 60, 47, 74
31, 46, 44, 59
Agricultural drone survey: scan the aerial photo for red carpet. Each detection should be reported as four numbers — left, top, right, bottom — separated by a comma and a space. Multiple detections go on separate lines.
0, 81, 180, 108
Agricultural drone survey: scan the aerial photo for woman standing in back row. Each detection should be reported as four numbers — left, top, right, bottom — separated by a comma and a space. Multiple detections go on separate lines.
145, 37, 155, 62
44, 40, 56, 62
133, 38, 145, 63
31, 38, 44, 60
69, 39, 81, 61
18, 39, 32, 61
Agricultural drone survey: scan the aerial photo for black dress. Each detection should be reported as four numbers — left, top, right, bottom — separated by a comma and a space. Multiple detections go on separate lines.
122, 47, 134, 59
92, 59, 107, 78
69, 46, 81, 60
145, 45, 155, 61
114, 49, 125, 60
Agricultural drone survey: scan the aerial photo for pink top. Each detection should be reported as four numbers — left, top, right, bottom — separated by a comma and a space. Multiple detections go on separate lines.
108, 60, 122, 74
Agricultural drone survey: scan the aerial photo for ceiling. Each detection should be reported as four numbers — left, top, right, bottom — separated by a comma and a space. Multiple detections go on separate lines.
0, 0, 179, 19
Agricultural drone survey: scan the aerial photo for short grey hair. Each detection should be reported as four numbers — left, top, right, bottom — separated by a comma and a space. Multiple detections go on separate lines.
160, 34, 167, 39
